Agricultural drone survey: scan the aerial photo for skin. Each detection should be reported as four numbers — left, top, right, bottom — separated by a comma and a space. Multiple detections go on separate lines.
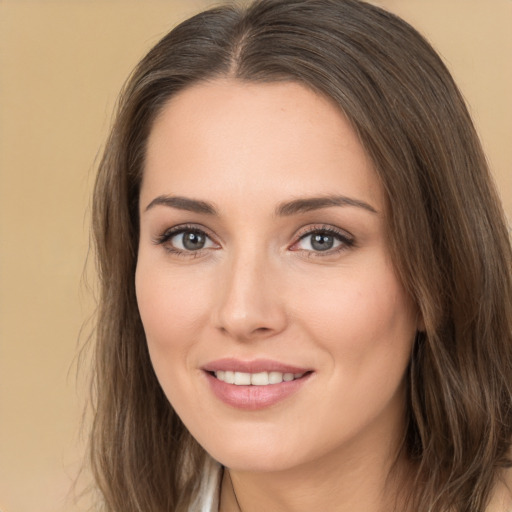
136, 79, 420, 512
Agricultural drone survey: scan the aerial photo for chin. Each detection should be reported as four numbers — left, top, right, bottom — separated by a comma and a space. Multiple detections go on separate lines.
197, 427, 329, 474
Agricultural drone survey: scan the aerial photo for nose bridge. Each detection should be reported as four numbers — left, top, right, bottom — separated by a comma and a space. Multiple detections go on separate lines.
215, 241, 286, 340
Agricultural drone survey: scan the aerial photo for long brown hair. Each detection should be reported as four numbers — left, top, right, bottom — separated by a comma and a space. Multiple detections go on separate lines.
89, 1, 512, 510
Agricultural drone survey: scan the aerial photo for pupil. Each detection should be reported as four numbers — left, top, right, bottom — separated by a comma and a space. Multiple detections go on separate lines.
311, 233, 334, 251
183, 231, 205, 250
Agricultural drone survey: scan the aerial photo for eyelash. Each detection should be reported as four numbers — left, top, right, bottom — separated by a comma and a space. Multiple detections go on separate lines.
153, 224, 217, 258
153, 223, 355, 258
292, 225, 355, 258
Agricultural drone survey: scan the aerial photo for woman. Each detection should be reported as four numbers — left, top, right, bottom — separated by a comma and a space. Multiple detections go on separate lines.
89, 0, 512, 510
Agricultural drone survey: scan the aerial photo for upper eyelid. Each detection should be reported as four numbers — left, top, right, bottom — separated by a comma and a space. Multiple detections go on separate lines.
295, 224, 354, 240
159, 223, 216, 239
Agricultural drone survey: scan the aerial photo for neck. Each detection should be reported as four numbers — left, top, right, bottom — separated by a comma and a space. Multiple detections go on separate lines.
219, 432, 412, 512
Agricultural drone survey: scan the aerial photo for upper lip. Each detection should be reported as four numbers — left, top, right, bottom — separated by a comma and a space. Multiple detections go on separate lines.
202, 358, 312, 374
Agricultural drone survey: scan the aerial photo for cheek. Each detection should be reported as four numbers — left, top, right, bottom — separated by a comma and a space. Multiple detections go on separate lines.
291, 261, 415, 372
284, 263, 416, 447
134, 261, 218, 421
134, 262, 213, 372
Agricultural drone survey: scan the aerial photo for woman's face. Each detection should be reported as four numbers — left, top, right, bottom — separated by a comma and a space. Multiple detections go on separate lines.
136, 79, 419, 472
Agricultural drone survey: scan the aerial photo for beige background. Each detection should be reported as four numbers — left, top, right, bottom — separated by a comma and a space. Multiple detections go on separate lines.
0, 1, 510, 511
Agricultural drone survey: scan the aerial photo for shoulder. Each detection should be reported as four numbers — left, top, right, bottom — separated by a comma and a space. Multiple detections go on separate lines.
487, 466, 512, 512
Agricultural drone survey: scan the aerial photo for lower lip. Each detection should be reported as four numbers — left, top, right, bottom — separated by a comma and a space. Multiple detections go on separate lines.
204, 371, 313, 410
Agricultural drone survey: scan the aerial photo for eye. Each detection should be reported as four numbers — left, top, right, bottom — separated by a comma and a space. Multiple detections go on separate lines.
291, 226, 355, 255
172, 230, 214, 251
154, 225, 218, 254
298, 232, 340, 251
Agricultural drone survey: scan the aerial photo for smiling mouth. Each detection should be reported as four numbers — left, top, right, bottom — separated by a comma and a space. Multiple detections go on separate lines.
208, 370, 312, 386
204, 364, 314, 409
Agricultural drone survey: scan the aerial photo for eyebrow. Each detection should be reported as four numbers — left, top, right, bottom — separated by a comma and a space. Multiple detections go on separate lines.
275, 195, 378, 216
144, 194, 378, 216
145, 195, 217, 214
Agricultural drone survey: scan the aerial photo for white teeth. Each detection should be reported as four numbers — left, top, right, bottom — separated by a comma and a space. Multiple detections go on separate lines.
251, 372, 269, 385
234, 371, 252, 385
214, 370, 306, 385
268, 371, 283, 384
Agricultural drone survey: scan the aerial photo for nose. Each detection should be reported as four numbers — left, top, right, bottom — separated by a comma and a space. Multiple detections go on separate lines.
213, 248, 288, 342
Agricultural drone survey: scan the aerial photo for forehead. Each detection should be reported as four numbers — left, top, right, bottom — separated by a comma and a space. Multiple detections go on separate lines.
141, 79, 383, 214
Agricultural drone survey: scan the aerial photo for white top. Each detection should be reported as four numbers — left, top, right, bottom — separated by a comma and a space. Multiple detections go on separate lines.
189, 457, 222, 512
